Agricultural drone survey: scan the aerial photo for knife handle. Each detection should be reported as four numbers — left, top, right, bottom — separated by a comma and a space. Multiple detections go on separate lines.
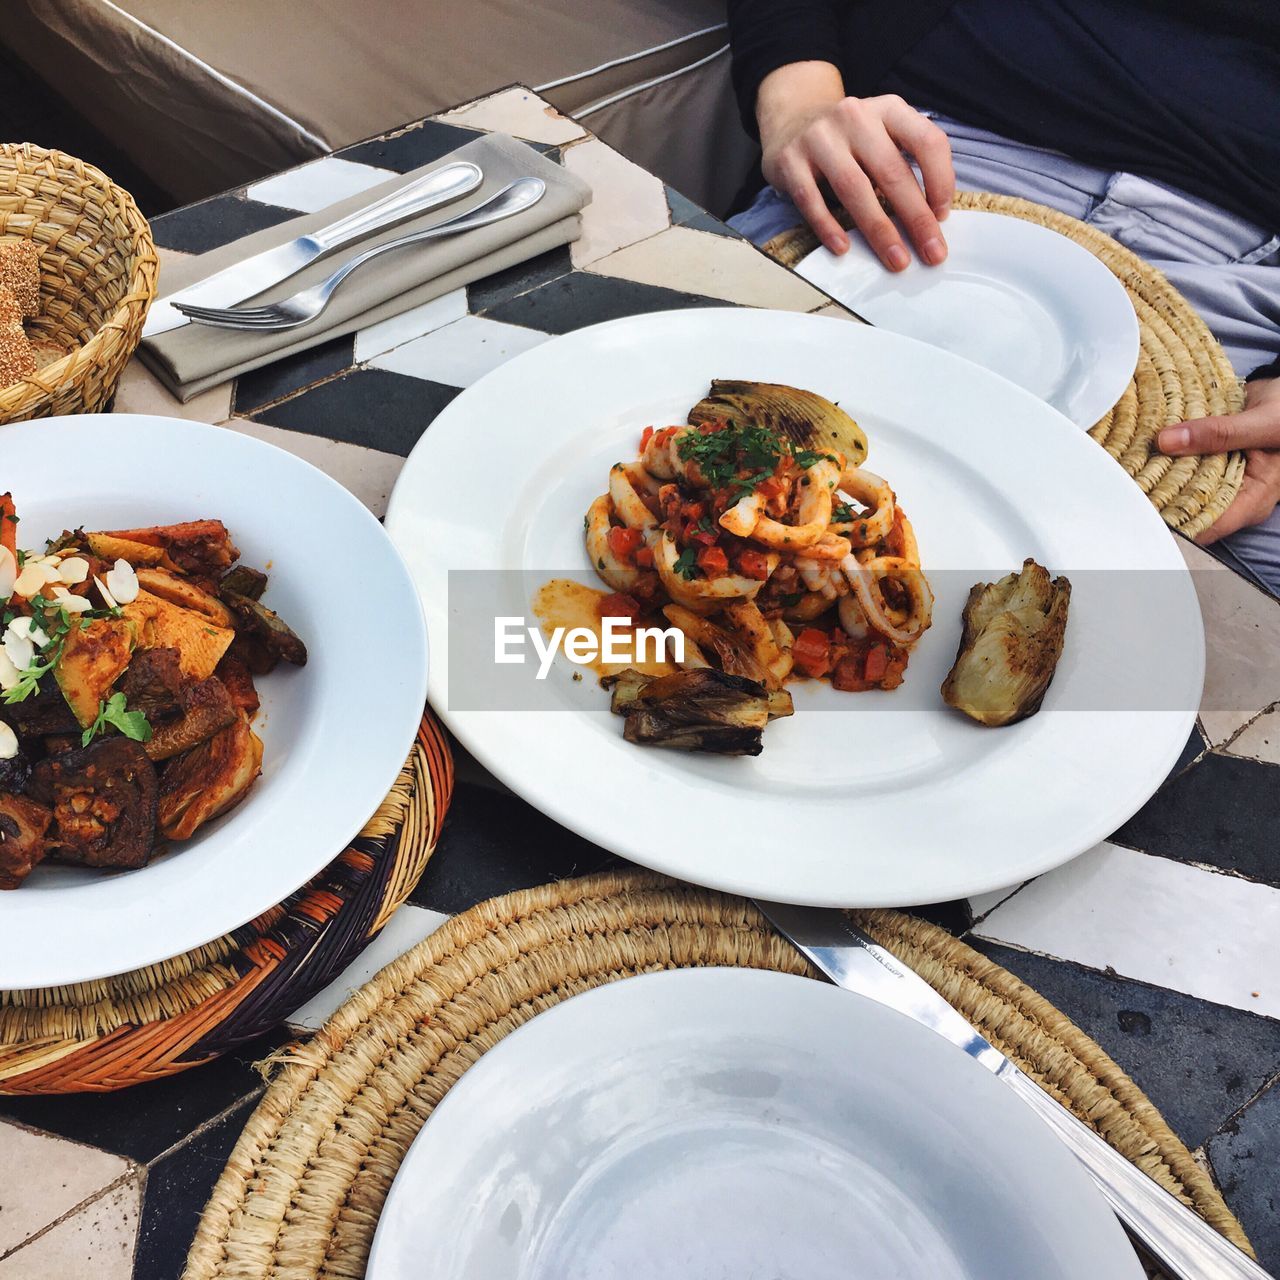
311, 161, 483, 253
1002, 1066, 1271, 1279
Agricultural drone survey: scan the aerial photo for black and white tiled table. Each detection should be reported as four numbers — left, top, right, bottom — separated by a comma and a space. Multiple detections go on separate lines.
1, 86, 1277, 1278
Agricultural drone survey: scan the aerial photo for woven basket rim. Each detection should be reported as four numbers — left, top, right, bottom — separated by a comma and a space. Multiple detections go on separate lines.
0, 140, 158, 413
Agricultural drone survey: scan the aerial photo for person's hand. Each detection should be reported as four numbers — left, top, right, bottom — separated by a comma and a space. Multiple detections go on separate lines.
1158, 376, 1280, 543
756, 60, 955, 270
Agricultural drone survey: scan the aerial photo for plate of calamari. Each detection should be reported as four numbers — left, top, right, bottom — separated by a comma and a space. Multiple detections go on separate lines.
0, 414, 426, 989
386, 308, 1202, 907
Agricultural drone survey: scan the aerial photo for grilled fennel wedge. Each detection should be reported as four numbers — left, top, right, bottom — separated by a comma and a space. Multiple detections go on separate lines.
687, 380, 868, 466
603, 668, 793, 755
941, 559, 1071, 727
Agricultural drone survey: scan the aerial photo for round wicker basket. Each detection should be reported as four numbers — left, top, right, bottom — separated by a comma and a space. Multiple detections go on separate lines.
0, 142, 158, 423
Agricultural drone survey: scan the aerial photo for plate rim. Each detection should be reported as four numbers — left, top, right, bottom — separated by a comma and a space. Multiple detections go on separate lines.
0, 413, 429, 988
386, 308, 1202, 908
794, 207, 1141, 429
368, 966, 1144, 1280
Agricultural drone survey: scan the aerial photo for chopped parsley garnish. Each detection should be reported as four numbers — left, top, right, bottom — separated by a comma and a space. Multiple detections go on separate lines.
676, 422, 834, 498
81, 692, 152, 748
673, 547, 700, 579
832, 502, 856, 523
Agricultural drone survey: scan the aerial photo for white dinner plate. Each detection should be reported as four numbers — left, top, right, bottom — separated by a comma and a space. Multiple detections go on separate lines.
795, 209, 1140, 428
385, 308, 1201, 907
0, 415, 427, 988
368, 968, 1143, 1280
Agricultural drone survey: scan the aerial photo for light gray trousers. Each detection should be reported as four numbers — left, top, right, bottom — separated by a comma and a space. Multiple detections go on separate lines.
728, 113, 1280, 593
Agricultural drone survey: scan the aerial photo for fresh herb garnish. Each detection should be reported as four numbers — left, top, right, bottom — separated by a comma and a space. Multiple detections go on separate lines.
673, 547, 700, 580
832, 502, 856, 523
81, 692, 152, 748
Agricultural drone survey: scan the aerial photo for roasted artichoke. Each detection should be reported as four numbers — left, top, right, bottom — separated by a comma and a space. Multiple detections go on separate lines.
688, 379, 868, 466
941, 559, 1071, 727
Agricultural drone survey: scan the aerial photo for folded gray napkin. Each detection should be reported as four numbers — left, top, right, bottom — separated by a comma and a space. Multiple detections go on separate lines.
140, 134, 590, 400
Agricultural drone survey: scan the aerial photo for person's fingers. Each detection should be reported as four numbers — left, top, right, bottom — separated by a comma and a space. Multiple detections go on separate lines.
807, 128, 909, 270
845, 119, 946, 264
1158, 405, 1280, 455
881, 99, 956, 222
777, 154, 849, 255
1196, 478, 1275, 544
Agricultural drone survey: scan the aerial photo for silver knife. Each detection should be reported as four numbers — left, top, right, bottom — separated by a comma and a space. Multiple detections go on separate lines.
756, 900, 1273, 1280
143, 160, 483, 337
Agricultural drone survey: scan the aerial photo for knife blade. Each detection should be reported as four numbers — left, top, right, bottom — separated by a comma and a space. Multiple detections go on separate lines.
142, 160, 483, 337
755, 899, 1273, 1280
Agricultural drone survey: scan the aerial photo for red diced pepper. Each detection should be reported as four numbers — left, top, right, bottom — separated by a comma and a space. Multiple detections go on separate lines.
696, 545, 729, 576
736, 549, 769, 580
864, 643, 889, 684
607, 526, 643, 564
634, 545, 654, 568
792, 627, 832, 678
639, 425, 654, 450
599, 592, 643, 624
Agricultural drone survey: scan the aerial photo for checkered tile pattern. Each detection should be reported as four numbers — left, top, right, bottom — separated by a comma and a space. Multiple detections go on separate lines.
1, 86, 1277, 1278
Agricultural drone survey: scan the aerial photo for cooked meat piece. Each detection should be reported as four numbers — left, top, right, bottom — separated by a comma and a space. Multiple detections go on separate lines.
0, 792, 52, 889
28, 738, 158, 869
214, 654, 260, 718
218, 565, 268, 601
144, 676, 237, 762
220, 592, 307, 667
228, 632, 278, 677
941, 559, 1071, 727
0, 749, 31, 793
158, 714, 263, 841
135, 567, 236, 628
42, 735, 80, 755
119, 647, 185, 723
1, 672, 79, 737
97, 520, 239, 579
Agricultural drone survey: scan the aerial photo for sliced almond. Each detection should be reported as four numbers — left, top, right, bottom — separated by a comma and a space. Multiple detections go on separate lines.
50, 585, 92, 614
0, 546, 15, 599
57, 555, 89, 585
7, 616, 49, 649
2, 629, 34, 673
94, 574, 119, 611
0, 649, 20, 691
0, 721, 17, 761
104, 559, 139, 605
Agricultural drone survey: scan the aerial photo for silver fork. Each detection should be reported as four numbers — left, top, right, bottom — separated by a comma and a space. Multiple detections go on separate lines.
174, 177, 546, 332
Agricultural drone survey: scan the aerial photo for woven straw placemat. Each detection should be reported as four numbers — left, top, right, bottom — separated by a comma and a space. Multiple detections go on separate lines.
763, 192, 1246, 538
0, 711, 453, 1095
183, 869, 1251, 1280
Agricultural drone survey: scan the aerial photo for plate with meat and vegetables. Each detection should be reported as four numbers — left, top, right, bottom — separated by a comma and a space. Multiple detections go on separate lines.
0, 415, 426, 988
385, 308, 1201, 907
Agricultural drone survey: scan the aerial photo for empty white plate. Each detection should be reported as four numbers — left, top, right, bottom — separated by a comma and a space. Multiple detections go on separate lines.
368, 968, 1142, 1280
796, 209, 1139, 428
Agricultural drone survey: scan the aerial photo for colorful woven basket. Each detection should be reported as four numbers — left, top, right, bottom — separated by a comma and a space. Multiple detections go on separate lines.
0, 711, 452, 1094
0, 142, 158, 423
763, 191, 1246, 538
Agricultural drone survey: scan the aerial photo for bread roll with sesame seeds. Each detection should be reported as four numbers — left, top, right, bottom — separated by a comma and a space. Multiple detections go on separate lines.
0, 240, 40, 319
0, 285, 36, 388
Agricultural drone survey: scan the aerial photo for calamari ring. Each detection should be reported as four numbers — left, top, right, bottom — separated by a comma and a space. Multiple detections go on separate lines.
654, 531, 766, 609
748, 457, 841, 550
719, 490, 764, 537
841, 553, 933, 646
781, 591, 832, 622
585, 494, 655, 594
833, 467, 895, 548
609, 463, 659, 533
838, 594, 870, 639
882, 507, 920, 567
